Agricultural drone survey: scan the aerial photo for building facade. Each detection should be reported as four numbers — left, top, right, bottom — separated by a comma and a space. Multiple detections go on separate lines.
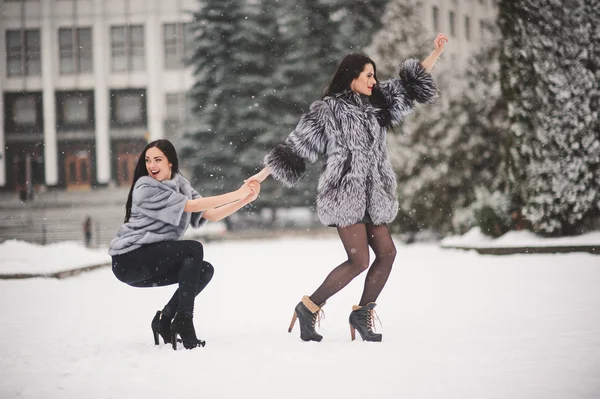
1, 0, 196, 194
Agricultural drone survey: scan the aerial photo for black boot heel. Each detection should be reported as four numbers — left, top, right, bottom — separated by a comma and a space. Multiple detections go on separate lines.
151, 310, 173, 345
171, 312, 206, 350
289, 296, 325, 342
349, 302, 382, 342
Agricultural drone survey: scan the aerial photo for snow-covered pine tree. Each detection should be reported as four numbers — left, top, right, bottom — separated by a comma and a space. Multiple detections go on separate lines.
226, 1, 279, 183
184, 0, 247, 194
328, 0, 389, 57
499, 0, 599, 235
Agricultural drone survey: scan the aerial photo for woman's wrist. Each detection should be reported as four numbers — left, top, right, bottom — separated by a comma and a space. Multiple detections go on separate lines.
258, 167, 271, 182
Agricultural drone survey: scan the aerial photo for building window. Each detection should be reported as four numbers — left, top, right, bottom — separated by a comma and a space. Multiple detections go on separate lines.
6, 29, 41, 77
4, 92, 43, 133
111, 25, 145, 72
163, 22, 193, 69
432, 6, 439, 32
14, 96, 37, 125
59, 27, 93, 75
165, 92, 191, 123
165, 93, 182, 122
480, 20, 486, 40
465, 16, 471, 41
56, 91, 94, 129
449, 11, 456, 37
110, 89, 147, 126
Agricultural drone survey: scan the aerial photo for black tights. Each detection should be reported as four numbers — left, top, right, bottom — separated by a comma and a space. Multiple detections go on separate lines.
111, 240, 214, 316
309, 223, 396, 306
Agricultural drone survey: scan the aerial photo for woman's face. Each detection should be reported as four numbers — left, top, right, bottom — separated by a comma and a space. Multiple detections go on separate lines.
145, 146, 172, 181
350, 63, 377, 96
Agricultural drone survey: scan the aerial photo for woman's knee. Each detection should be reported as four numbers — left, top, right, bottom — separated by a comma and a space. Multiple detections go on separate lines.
181, 240, 204, 261
348, 252, 370, 275
376, 243, 397, 264
201, 261, 214, 282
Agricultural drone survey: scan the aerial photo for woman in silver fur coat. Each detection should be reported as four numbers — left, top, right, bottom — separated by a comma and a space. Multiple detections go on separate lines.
249, 34, 449, 342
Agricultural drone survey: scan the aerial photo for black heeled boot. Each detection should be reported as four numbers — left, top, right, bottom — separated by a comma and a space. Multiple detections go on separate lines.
349, 302, 382, 342
288, 296, 325, 342
170, 312, 206, 350
151, 310, 173, 345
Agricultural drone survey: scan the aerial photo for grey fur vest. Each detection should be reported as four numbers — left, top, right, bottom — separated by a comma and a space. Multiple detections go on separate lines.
264, 59, 438, 227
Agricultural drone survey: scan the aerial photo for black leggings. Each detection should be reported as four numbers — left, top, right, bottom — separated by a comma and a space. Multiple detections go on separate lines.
309, 223, 397, 306
112, 240, 214, 316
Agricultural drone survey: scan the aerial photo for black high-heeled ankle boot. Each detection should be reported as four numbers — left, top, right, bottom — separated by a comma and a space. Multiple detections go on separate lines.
170, 312, 206, 350
288, 296, 325, 342
349, 302, 382, 342
151, 310, 173, 345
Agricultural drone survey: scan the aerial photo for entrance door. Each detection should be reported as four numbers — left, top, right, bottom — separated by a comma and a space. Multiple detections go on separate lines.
117, 153, 138, 186
11, 147, 44, 198
65, 151, 92, 190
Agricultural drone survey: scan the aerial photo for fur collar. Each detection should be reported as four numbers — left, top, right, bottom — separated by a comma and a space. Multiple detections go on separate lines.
327, 89, 371, 109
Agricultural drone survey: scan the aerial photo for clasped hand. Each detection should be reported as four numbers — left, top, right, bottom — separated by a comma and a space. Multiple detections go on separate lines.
239, 180, 261, 202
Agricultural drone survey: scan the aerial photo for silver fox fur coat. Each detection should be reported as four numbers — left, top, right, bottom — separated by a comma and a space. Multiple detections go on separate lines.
264, 59, 438, 227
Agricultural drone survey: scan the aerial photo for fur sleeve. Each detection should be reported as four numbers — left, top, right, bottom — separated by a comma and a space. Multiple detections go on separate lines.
378, 58, 439, 126
264, 100, 328, 187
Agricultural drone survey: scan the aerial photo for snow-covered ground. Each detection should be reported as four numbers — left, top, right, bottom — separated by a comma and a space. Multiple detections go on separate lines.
0, 240, 110, 275
1, 235, 599, 398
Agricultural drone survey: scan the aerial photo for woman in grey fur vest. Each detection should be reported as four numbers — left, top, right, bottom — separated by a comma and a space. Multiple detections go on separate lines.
109, 139, 260, 350
248, 34, 449, 342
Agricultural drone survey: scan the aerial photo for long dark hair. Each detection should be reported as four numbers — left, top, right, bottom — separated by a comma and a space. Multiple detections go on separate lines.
124, 139, 179, 222
322, 53, 392, 129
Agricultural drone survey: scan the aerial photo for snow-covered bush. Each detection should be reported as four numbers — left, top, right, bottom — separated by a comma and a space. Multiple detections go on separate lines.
452, 188, 511, 237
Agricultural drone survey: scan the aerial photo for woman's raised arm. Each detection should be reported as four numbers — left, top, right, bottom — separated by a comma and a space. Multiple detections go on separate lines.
421, 33, 448, 73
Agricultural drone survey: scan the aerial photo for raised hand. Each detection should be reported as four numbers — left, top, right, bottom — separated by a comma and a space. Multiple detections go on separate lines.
434, 33, 448, 53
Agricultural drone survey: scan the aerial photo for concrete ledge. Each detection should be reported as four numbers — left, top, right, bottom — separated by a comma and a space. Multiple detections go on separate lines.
441, 245, 600, 255
0, 263, 109, 280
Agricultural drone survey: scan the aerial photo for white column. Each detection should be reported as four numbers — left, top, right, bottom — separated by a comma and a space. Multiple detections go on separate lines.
41, 0, 58, 185
146, 0, 164, 141
0, 11, 5, 187
0, 59, 5, 187
93, 0, 111, 184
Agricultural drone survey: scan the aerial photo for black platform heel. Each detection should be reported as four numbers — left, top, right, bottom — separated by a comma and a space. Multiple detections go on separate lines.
151, 310, 173, 345
170, 312, 206, 350
288, 296, 325, 342
349, 302, 382, 342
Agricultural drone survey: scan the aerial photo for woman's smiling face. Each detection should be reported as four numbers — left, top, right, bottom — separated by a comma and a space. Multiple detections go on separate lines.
145, 146, 173, 181
350, 63, 377, 96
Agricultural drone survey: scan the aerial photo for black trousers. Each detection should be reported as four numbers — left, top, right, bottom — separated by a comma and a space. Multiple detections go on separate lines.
112, 240, 214, 315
